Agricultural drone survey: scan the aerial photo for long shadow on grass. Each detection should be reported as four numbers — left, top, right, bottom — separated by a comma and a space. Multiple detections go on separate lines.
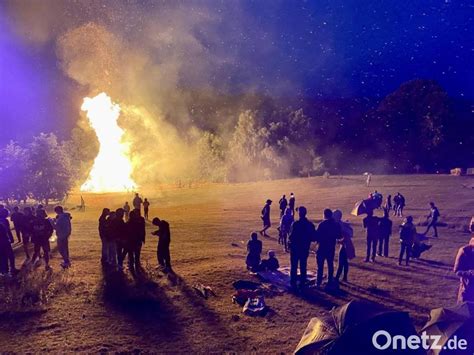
352, 259, 458, 282
165, 272, 241, 347
100, 266, 191, 349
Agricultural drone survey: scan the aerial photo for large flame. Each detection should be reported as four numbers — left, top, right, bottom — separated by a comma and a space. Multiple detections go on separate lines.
80, 92, 137, 192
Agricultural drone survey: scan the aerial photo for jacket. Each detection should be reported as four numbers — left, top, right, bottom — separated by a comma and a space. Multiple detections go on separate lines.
289, 217, 315, 252
55, 213, 72, 239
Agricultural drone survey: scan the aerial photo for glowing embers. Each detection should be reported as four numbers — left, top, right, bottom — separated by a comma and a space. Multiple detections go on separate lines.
80, 93, 136, 192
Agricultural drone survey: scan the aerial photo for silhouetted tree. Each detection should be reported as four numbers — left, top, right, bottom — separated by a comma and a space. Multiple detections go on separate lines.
26, 133, 73, 204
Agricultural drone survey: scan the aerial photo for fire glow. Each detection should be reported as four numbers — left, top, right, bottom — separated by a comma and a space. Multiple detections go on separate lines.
80, 93, 136, 193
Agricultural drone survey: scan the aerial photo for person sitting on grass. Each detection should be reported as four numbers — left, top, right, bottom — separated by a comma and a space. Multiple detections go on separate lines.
259, 250, 279, 271
246, 232, 262, 272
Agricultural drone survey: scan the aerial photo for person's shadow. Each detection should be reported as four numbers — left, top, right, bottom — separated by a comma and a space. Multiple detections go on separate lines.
100, 264, 186, 342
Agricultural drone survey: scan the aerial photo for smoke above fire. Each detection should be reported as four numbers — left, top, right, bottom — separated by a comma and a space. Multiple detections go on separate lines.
1, 1, 314, 185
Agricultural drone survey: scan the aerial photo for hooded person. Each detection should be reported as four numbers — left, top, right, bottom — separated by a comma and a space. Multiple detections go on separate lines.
333, 209, 355, 282
53, 206, 72, 268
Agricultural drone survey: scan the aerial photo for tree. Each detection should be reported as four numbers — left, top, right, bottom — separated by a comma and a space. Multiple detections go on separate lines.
26, 133, 74, 204
0, 141, 28, 203
195, 131, 227, 182
64, 125, 99, 185
228, 111, 267, 181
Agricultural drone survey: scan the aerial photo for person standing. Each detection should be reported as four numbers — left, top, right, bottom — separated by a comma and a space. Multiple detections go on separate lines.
259, 199, 272, 237
104, 211, 118, 266
366, 173, 372, 187
133, 193, 143, 214
424, 202, 440, 238
53, 206, 72, 268
112, 208, 127, 270
363, 210, 379, 262
22, 207, 35, 260
314, 209, 341, 287
289, 193, 296, 215
245, 232, 262, 272
394, 192, 406, 217
152, 217, 172, 272
333, 210, 355, 282
123, 202, 131, 222
127, 209, 146, 272
279, 208, 294, 252
10, 207, 24, 243
454, 226, 474, 303
393, 193, 400, 217
384, 195, 392, 212
143, 198, 150, 220
399, 216, 416, 266
378, 209, 392, 257
288, 206, 315, 289
278, 195, 288, 218
0, 209, 17, 275
98, 208, 110, 265
31, 209, 53, 270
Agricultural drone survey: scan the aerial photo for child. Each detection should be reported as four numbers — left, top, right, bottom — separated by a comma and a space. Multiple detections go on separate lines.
259, 250, 279, 271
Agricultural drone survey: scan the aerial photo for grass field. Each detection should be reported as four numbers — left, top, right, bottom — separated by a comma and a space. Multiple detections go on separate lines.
0, 174, 473, 353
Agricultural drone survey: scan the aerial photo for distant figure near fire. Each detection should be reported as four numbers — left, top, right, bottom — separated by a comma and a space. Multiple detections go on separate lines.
143, 198, 150, 220
133, 193, 143, 213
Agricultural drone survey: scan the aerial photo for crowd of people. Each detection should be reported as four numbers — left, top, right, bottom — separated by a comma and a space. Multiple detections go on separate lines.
250, 191, 472, 301
99, 194, 172, 274
0, 193, 167, 277
0, 204, 71, 275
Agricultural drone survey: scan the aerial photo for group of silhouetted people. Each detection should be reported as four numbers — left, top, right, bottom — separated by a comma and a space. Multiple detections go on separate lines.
0, 204, 72, 276
99, 194, 172, 274
250, 193, 446, 291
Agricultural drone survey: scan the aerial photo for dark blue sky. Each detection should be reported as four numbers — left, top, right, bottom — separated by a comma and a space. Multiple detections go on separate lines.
0, 0, 473, 144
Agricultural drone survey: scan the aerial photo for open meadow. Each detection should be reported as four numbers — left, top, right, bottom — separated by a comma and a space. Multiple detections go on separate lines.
0, 174, 473, 353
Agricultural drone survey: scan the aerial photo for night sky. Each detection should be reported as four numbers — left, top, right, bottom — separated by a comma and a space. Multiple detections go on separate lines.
0, 0, 473, 144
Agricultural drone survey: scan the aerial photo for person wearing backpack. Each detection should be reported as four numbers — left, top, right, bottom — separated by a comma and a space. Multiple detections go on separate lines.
424, 202, 440, 238
399, 216, 416, 266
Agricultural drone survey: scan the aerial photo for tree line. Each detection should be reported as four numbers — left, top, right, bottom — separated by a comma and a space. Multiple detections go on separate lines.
1, 79, 472, 202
